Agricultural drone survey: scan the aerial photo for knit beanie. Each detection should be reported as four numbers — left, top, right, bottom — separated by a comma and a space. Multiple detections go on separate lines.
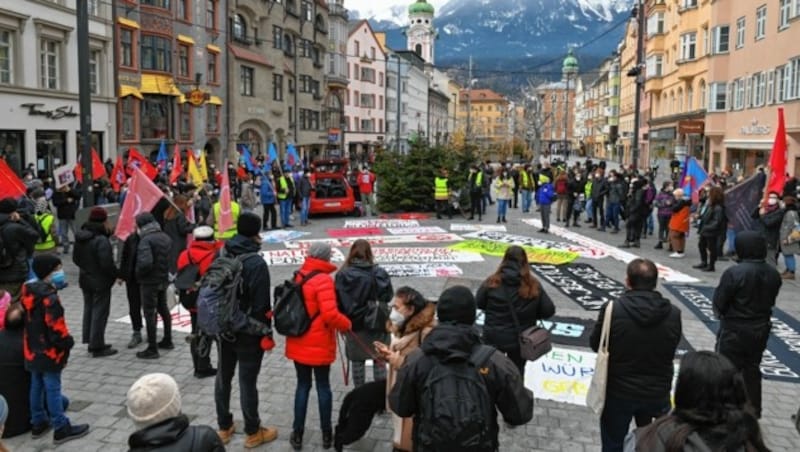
192, 225, 215, 241
88, 206, 108, 223
0, 198, 16, 214
436, 285, 476, 325
135, 212, 156, 228
308, 242, 332, 261
237, 212, 261, 238
126, 373, 182, 429
32, 254, 62, 280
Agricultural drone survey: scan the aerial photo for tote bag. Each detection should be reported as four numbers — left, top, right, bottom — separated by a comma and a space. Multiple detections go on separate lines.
586, 301, 613, 414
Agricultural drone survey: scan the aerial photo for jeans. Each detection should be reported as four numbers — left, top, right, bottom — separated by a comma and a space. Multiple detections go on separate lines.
726, 228, 737, 255
360, 192, 374, 216
279, 198, 293, 226
600, 395, 670, 452
140, 283, 171, 349
657, 216, 670, 243
585, 198, 594, 222
30, 370, 69, 430
262, 203, 277, 229
540, 204, 552, 231
784, 253, 796, 273
293, 362, 332, 433
605, 202, 621, 230
300, 197, 310, 225
81, 286, 112, 350
215, 337, 265, 435
126, 280, 142, 332
58, 218, 75, 253
521, 190, 532, 212
496, 199, 509, 219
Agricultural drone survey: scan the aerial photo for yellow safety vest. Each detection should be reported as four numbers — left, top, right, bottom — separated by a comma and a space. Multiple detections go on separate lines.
34, 213, 56, 251
520, 171, 530, 189
474, 171, 483, 188
213, 201, 240, 240
277, 177, 289, 200
434, 177, 449, 200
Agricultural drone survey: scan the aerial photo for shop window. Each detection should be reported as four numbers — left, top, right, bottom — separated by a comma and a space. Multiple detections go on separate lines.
140, 95, 172, 140
0, 130, 25, 176
36, 130, 66, 179
120, 96, 137, 141
206, 105, 220, 133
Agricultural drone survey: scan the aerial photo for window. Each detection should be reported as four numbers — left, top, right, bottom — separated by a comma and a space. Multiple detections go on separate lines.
687, 87, 694, 110
178, 44, 190, 78
120, 28, 134, 67
708, 82, 727, 111
379, 72, 384, 87
283, 34, 293, 55
273, 26, 282, 49
140, 95, 172, 140
647, 13, 665, 36
273, 74, 283, 101
206, 0, 217, 30
177, 0, 190, 20
754, 72, 766, 106
299, 74, 311, 92
777, 65, 786, 102
120, 96, 137, 141
353, 64, 359, 80
360, 119, 373, 132
141, 0, 170, 8
788, 58, 800, 99
206, 105, 219, 133
354, 41, 360, 57
680, 33, 696, 61
733, 78, 745, 110
233, 14, 247, 42
712, 26, 729, 53
756, 6, 767, 39
301, 1, 313, 21
736, 17, 745, 49
646, 55, 663, 77
767, 70, 775, 104
300, 39, 311, 57
179, 103, 192, 141
207, 50, 218, 83
378, 95, 383, 109
39, 39, 59, 90
88, 0, 100, 16
681, 0, 697, 10
0, 30, 13, 84
353, 90, 359, 106
360, 93, 375, 108
141, 35, 171, 71
89, 50, 100, 94
780, 0, 792, 28
240, 66, 254, 96
360, 67, 375, 83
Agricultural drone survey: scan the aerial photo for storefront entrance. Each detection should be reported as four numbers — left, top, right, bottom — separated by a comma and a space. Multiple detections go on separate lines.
36, 130, 66, 179
0, 130, 25, 176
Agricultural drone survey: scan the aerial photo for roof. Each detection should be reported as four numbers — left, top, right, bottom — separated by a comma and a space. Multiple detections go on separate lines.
228, 44, 272, 67
459, 89, 507, 103
409, 0, 435, 15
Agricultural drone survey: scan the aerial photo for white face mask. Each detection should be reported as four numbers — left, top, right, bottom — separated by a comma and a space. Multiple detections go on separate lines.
768, 197, 779, 206
389, 308, 406, 327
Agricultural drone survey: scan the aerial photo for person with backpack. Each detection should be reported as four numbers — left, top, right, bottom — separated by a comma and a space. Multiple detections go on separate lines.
653, 181, 675, 250
535, 174, 556, 233
214, 212, 278, 448
257, 173, 277, 230
335, 239, 393, 387
0, 198, 41, 301
286, 243, 352, 450
134, 212, 173, 360
388, 285, 533, 452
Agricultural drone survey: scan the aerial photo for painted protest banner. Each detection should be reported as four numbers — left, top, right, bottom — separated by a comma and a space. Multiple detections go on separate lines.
327, 227, 384, 238
259, 229, 308, 244
462, 230, 607, 259
724, 172, 766, 233
523, 218, 699, 283
378, 212, 430, 220
450, 223, 507, 232
117, 304, 193, 333
664, 284, 800, 383
372, 247, 483, 263
383, 263, 463, 278
386, 226, 447, 235
531, 263, 629, 311
343, 219, 420, 229
261, 248, 346, 266
285, 233, 464, 249
450, 239, 579, 265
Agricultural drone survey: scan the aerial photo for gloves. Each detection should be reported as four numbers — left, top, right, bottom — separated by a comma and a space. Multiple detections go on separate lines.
260, 335, 275, 351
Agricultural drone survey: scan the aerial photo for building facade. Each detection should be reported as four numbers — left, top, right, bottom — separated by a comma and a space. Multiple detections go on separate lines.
386, 50, 428, 153
407, 0, 436, 64
0, 0, 116, 177
324, 0, 348, 157
618, 18, 638, 165
535, 81, 576, 154
458, 88, 510, 153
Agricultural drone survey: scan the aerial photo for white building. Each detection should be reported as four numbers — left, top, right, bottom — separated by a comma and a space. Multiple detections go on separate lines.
407, 0, 437, 64
431, 68, 458, 143
0, 1, 116, 177
386, 50, 428, 153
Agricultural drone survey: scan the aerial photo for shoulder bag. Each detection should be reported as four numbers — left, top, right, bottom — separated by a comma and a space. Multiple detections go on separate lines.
509, 294, 552, 362
586, 301, 613, 414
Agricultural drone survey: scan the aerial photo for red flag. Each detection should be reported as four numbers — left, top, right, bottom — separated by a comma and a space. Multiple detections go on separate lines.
73, 160, 83, 184
218, 161, 233, 233
114, 166, 165, 241
766, 107, 788, 197
0, 158, 26, 200
126, 148, 158, 180
110, 156, 126, 192
169, 145, 182, 184
91, 148, 107, 179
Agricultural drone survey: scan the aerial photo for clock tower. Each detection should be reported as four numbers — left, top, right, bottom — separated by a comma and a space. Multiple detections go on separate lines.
407, 0, 437, 64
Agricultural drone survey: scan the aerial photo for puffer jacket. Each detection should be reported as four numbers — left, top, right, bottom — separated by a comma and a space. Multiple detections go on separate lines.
21, 281, 74, 373
135, 221, 173, 287
608, 179, 627, 204
780, 206, 800, 255
72, 222, 117, 291
335, 260, 393, 331
128, 414, 224, 452
163, 212, 194, 274
476, 262, 555, 352
590, 290, 681, 401
258, 177, 276, 204
753, 205, 785, 249
0, 213, 40, 284
285, 257, 351, 366
119, 233, 140, 283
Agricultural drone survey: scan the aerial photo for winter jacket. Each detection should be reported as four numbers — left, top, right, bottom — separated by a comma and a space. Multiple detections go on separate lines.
258, 177, 277, 204
135, 221, 173, 287
21, 281, 75, 373
654, 191, 675, 218
0, 324, 30, 438
285, 257, 351, 366
239, 182, 259, 210
779, 206, 800, 255
535, 182, 556, 206
476, 262, 555, 352
334, 260, 393, 332
128, 415, 224, 452
0, 213, 41, 284
298, 175, 313, 198
607, 179, 627, 204
669, 199, 692, 233
753, 205, 785, 249
590, 290, 681, 401
625, 416, 748, 452
50, 188, 80, 220
698, 204, 725, 237
625, 187, 646, 223
493, 176, 515, 200
568, 177, 586, 201
72, 222, 117, 291
590, 176, 609, 201
388, 323, 534, 452
195, 194, 212, 225
177, 240, 220, 276
119, 233, 140, 283
223, 235, 271, 332
163, 212, 194, 274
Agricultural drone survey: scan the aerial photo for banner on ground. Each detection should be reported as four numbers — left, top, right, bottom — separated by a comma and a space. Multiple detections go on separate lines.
378, 213, 430, 220
285, 233, 463, 249
531, 263, 629, 311
450, 223, 507, 232
344, 219, 420, 229
450, 239, 579, 265
462, 230, 607, 259
259, 229, 308, 244
262, 248, 346, 266
386, 226, 447, 235
263, 247, 481, 266
523, 218, 699, 283
327, 227, 384, 238
383, 264, 463, 278
117, 304, 193, 333
664, 284, 800, 383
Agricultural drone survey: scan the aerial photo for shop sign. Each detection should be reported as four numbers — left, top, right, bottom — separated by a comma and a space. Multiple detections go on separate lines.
328, 128, 341, 143
740, 119, 771, 136
678, 120, 705, 135
185, 89, 209, 106
649, 127, 676, 140
20, 103, 78, 120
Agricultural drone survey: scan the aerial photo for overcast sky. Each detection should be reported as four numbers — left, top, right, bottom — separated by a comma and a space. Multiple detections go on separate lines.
344, 0, 448, 18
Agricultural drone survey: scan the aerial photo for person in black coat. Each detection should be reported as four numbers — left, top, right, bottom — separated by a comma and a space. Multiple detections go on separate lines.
589, 259, 682, 452
565, 171, 586, 228
753, 191, 786, 267
50, 185, 80, 254
119, 231, 144, 348
134, 212, 173, 360
476, 245, 555, 377
713, 231, 782, 419
0, 198, 42, 301
621, 178, 646, 248
72, 207, 119, 358
161, 194, 195, 275
590, 168, 609, 230
694, 186, 726, 272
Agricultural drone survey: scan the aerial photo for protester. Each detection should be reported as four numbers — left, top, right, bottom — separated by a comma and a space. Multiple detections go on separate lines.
779, 196, 799, 279
72, 206, 118, 358
127, 373, 224, 451
620, 178, 646, 248
0, 198, 41, 301
713, 231, 782, 419
606, 170, 626, 234
257, 173, 278, 230
565, 170, 586, 227
277, 169, 295, 228
374, 287, 436, 452
358, 166, 376, 217
21, 255, 89, 444
239, 173, 259, 213
434, 168, 451, 220
298, 168, 314, 226
215, 212, 277, 448
211, 193, 240, 240
690, 186, 726, 272
589, 259, 682, 452
476, 245, 556, 376
388, 285, 533, 452
335, 239, 393, 387
286, 242, 352, 450
162, 194, 195, 276
120, 229, 144, 348
554, 171, 569, 222
624, 351, 769, 451
668, 188, 691, 258
519, 164, 534, 214
0, 303, 35, 439
591, 167, 609, 231
754, 191, 787, 267
535, 174, 556, 233
51, 185, 80, 254
33, 196, 58, 255
653, 181, 675, 250
468, 165, 484, 221
493, 168, 515, 223
134, 212, 173, 359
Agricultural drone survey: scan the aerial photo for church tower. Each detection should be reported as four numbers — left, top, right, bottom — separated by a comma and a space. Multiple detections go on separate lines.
407, 0, 436, 64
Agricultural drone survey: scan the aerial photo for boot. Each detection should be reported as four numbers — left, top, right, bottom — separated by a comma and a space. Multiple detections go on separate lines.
502, 217, 507, 223
127, 331, 142, 349
322, 429, 333, 449
290, 430, 303, 450
781, 271, 796, 280
654, 242, 663, 249
497, 218, 501, 223
619, 242, 631, 248
692, 263, 708, 269
53, 423, 90, 445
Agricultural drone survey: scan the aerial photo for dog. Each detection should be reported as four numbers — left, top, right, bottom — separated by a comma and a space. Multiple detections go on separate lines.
334, 380, 387, 451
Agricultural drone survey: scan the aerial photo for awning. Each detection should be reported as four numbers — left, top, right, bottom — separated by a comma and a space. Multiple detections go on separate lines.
177, 94, 186, 104
177, 34, 195, 45
228, 44, 272, 67
117, 17, 140, 29
139, 74, 182, 96
207, 95, 223, 105
119, 84, 143, 99
723, 139, 774, 151
206, 44, 221, 53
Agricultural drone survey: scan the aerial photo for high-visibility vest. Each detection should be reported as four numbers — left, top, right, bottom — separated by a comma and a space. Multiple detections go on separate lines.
584, 180, 593, 198
277, 176, 289, 200
34, 213, 56, 251
520, 171, 530, 189
473, 171, 483, 188
213, 201, 240, 240
434, 177, 449, 200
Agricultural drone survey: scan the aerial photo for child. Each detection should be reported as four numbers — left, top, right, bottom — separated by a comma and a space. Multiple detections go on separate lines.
21, 255, 89, 444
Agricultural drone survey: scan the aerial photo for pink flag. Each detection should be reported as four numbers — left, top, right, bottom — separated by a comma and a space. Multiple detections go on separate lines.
115, 166, 165, 241
218, 161, 233, 233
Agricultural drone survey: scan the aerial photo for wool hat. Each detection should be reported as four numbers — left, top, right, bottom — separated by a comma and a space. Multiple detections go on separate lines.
0, 198, 17, 214
89, 206, 108, 223
126, 373, 182, 429
135, 212, 156, 228
237, 212, 261, 238
308, 242, 332, 261
436, 285, 476, 325
192, 225, 215, 240
0, 394, 8, 427
32, 254, 62, 280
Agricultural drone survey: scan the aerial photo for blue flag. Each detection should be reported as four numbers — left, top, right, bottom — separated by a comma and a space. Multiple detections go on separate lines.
156, 139, 168, 172
238, 144, 257, 173
681, 157, 708, 200
267, 142, 279, 165
287, 143, 300, 167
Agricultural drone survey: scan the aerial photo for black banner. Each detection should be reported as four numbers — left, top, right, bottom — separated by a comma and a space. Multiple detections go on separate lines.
725, 172, 766, 233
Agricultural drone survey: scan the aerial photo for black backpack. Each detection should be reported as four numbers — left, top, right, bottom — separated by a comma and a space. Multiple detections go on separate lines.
417, 345, 496, 452
273, 270, 321, 337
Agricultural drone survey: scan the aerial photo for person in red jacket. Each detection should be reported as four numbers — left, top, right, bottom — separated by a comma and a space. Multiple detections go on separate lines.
357, 166, 377, 217
285, 243, 351, 451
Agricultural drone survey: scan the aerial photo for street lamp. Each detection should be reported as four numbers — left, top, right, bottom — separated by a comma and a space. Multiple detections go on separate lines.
562, 49, 579, 158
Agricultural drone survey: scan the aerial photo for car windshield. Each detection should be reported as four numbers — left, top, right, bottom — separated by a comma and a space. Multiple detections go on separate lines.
315, 177, 348, 199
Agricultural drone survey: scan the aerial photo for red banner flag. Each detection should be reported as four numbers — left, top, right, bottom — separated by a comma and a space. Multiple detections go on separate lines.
0, 158, 26, 200
110, 155, 126, 192
169, 144, 182, 184
766, 107, 788, 197
218, 160, 233, 233
126, 148, 158, 180
114, 166, 165, 241
91, 148, 107, 179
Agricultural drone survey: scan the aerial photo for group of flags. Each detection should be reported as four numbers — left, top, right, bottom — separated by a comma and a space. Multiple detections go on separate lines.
237, 142, 300, 175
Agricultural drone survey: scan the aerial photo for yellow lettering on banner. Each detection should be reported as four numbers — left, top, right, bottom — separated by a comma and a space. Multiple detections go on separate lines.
542, 379, 589, 396
449, 239, 578, 265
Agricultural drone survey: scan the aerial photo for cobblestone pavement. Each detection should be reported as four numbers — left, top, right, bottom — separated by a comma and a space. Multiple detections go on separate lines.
4, 195, 800, 451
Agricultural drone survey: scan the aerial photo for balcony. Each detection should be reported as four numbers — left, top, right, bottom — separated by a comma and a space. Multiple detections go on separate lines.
645, 77, 663, 93
648, 34, 665, 52
328, 4, 348, 19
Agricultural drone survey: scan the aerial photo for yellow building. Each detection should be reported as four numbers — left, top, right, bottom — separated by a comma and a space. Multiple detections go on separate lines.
458, 89, 511, 153
644, 0, 710, 164
618, 19, 638, 165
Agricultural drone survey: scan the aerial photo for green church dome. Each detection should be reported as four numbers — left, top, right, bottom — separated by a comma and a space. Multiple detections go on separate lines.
409, 0, 435, 15
562, 48, 579, 74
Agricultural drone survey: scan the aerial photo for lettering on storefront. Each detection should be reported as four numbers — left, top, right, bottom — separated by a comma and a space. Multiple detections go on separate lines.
20, 103, 78, 120
740, 119, 771, 136
247, 107, 266, 115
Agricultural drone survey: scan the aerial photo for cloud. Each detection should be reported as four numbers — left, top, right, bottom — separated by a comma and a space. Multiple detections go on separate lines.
345, 0, 448, 18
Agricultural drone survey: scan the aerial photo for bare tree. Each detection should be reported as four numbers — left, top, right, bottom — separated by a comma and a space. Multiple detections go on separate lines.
523, 77, 552, 164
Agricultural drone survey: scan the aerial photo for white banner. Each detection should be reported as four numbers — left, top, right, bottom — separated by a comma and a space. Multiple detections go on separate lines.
383, 263, 463, 278
525, 346, 597, 407
386, 226, 447, 235
53, 164, 76, 189
261, 248, 346, 266
344, 219, 420, 229
259, 229, 309, 244
462, 230, 607, 259
116, 304, 193, 333
450, 223, 507, 232
285, 233, 464, 249
372, 247, 483, 263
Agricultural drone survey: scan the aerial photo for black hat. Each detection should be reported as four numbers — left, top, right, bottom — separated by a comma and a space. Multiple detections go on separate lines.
436, 285, 476, 325
237, 212, 261, 238
135, 212, 156, 227
33, 254, 62, 280
0, 198, 17, 214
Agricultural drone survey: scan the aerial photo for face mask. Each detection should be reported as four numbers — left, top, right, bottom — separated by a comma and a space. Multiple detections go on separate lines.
51, 270, 67, 290
389, 308, 406, 327
768, 198, 779, 206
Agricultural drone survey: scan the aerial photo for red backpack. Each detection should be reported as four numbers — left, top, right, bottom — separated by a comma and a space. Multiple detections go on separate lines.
555, 179, 568, 195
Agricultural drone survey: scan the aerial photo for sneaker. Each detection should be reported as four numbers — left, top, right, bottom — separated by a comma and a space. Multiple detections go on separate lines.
244, 426, 278, 448
194, 368, 218, 379
322, 429, 333, 449
781, 271, 796, 280
136, 348, 159, 360
218, 425, 235, 445
670, 252, 685, 258
157, 340, 175, 350
92, 347, 118, 358
53, 423, 90, 445
290, 430, 303, 450
654, 242, 663, 249
31, 422, 51, 439
127, 332, 142, 349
